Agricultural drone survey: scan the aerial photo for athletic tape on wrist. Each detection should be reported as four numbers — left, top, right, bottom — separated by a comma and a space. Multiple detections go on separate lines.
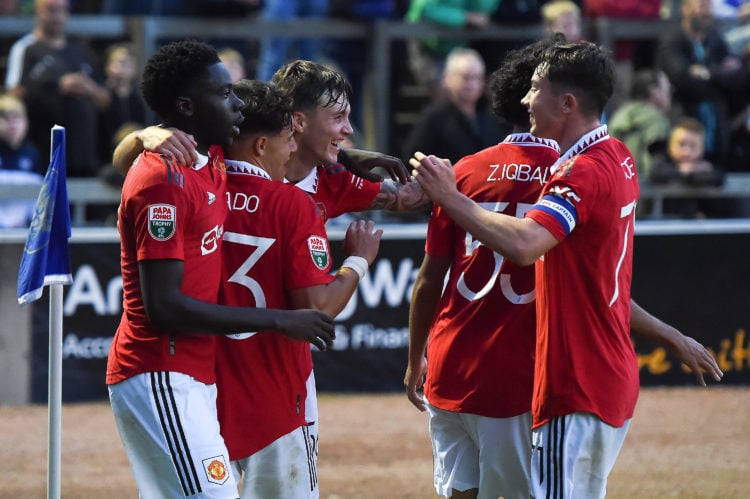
341, 256, 369, 280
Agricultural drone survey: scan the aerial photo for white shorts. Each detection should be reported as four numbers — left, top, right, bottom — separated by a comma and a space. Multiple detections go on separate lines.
231, 424, 318, 499
530, 412, 631, 499
426, 401, 532, 499
108, 371, 238, 499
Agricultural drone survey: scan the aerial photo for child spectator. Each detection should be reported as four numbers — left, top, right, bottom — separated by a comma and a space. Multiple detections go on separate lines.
0, 93, 44, 228
650, 117, 727, 218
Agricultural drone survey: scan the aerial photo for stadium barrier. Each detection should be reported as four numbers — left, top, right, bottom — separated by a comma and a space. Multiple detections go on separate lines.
1, 220, 748, 404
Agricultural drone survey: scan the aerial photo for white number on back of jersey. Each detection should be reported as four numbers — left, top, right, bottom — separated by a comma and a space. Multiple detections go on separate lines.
457, 201, 535, 304
223, 231, 275, 339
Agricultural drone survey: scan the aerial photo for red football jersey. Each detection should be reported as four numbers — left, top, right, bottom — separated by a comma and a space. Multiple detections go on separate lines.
216, 160, 335, 460
107, 147, 227, 385
291, 163, 380, 222
526, 126, 640, 429
425, 134, 560, 418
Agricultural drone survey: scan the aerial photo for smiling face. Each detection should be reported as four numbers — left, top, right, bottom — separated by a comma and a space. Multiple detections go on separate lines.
521, 65, 565, 143
295, 91, 353, 166
187, 62, 245, 149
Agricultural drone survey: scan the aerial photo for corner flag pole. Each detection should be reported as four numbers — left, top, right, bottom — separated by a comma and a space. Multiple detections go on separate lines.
17, 125, 72, 499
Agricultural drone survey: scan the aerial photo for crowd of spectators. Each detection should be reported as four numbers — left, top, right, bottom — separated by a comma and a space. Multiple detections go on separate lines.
2, 0, 750, 225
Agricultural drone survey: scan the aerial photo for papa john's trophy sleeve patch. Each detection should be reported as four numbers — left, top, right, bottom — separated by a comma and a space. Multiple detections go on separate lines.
148, 203, 177, 240
307, 235, 330, 270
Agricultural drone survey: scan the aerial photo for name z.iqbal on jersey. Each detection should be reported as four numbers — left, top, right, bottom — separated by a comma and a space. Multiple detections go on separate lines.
486, 163, 550, 185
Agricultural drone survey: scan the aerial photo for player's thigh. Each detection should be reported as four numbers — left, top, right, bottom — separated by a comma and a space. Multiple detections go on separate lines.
233, 425, 317, 499
472, 411, 532, 499
426, 401, 480, 497
108, 371, 236, 499
530, 412, 630, 499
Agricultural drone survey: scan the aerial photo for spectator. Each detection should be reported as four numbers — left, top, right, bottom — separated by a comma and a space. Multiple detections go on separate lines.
0, 93, 44, 228
583, 0, 663, 115
650, 117, 727, 218
4, 0, 110, 177
655, 0, 745, 166
401, 47, 508, 165
218, 46, 247, 82
254, 0, 330, 81
98, 42, 147, 168
608, 68, 674, 179
541, 0, 585, 43
724, 3, 750, 57
405, 0, 501, 91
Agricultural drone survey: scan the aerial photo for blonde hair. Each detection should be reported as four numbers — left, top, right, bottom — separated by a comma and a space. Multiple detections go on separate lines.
542, 0, 581, 27
0, 93, 26, 118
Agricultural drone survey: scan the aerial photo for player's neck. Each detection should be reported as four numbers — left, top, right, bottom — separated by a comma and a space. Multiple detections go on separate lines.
284, 151, 316, 183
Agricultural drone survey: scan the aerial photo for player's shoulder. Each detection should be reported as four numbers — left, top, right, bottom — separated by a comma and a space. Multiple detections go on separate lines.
320, 163, 348, 177
126, 152, 189, 189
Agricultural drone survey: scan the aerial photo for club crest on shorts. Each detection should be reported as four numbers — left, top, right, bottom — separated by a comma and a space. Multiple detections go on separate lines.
202, 455, 229, 485
147, 204, 176, 241
307, 235, 329, 270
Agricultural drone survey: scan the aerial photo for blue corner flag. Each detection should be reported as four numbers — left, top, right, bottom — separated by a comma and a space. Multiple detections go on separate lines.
17, 126, 73, 305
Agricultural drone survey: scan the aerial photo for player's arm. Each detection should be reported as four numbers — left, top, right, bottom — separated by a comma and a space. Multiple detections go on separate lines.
112, 126, 198, 176
368, 179, 433, 212
411, 152, 558, 266
337, 147, 410, 184
630, 299, 723, 386
405, 253, 450, 412
289, 220, 383, 317
139, 259, 335, 350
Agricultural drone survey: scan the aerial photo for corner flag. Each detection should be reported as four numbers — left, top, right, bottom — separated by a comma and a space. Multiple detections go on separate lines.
17, 126, 73, 305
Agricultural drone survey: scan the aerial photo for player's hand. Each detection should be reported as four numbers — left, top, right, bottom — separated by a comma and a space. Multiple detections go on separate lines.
404, 356, 428, 411
139, 126, 198, 167
673, 334, 723, 386
338, 147, 410, 185
343, 220, 383, 265
277, 309, 335, 351
409, 151, 457, 203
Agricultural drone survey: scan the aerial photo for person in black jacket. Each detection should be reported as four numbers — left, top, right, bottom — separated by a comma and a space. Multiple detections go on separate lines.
401, 47, 509, 165
655, 0, 746, 166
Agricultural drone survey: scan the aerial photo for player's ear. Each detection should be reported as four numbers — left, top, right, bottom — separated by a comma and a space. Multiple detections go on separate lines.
561, 92, 576, 115
292, 111, 306, 133
254, 135, 267, 157
176, 96, 193, 117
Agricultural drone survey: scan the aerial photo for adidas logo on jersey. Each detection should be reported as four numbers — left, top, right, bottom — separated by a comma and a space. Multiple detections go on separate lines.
207, 191, 216, 205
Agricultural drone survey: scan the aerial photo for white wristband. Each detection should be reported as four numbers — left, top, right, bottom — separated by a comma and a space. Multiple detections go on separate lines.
341, 256, 369, 280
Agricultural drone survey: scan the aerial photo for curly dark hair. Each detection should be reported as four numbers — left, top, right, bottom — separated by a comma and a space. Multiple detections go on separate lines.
233, 79, 293, 136
489, 34, 565, 127
140, 39, 220, 119
537, 41, 616, 118
270, 60, 353, 113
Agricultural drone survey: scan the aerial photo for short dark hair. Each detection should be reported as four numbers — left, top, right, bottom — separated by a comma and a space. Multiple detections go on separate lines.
233, 79, 293, 136
270, 60, 353, 113
140, 39, 220, 119
489, 34, 565, 127
538, 41, 615, 118
630, 69, 664, 100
